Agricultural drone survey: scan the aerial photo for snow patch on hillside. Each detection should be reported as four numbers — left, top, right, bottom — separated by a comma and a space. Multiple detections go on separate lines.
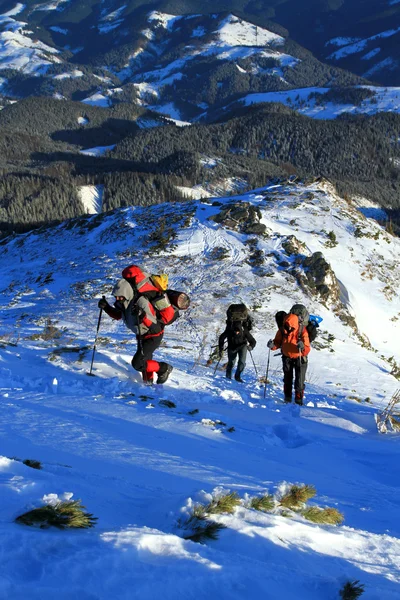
81, 92, 110, 107
77, 184, 103, 213
53, 69, 83, 80
228, 85, 400, 120
80, 146, 115, 157
31, 0, 69, 12
363, 57, 397, 79
216, 14, 284, 47
328, 27, 400, 60
0, 5, 59, 73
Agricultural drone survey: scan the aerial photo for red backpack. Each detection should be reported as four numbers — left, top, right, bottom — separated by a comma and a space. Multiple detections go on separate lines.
122, 265, 189, 325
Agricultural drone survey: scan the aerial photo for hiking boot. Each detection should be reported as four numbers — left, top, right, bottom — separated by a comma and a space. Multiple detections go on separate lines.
142, 372, 154, 386
235, 375, 244, 383
226, 370, 232, 379
295, 392, 303, 406
284, 396, 292, 403
157, 363, 173, 385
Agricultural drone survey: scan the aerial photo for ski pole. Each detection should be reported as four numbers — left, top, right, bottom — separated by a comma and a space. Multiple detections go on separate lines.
88, 298, 104, 376
248, 348, 258, 378
263, 348, 271, 399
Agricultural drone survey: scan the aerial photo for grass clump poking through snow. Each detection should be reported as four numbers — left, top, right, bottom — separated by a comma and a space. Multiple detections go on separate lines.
15, 500, 97, 529
339, 580, 365, 599
183, 514, 226, 544
279, 484, 316, 509
180, 492, 241, 544
250, 494, 275, 512
301, 506, 344, 525
204, 491, 241, 514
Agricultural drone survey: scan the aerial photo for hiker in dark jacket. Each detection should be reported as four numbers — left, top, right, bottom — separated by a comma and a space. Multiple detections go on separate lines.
98, 278, 174, 385
218, 321, 256, 382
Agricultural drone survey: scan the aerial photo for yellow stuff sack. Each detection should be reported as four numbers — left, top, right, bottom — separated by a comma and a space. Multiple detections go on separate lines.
151, 273, 169, 291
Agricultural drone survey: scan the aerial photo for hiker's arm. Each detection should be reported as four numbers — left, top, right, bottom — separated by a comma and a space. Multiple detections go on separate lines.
300, 328, 311, 357
271, 330, 282, 350
246, 331, 256, 349
98, 298, 122, 320
218, 329, 227, 352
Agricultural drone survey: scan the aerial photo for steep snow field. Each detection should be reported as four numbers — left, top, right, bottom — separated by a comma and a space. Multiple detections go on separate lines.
0, 181, 399, 599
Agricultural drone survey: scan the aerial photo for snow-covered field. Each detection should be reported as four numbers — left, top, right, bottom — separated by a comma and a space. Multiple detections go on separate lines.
0, 180, 400, 599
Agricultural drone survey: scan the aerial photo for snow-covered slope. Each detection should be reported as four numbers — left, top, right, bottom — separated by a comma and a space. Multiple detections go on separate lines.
0, 3, 60, 73
215, 85, 400, 121
1, 180, 400, 598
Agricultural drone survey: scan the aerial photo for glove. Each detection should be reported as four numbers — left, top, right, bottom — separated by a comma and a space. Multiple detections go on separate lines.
301, 356, 308, 364
98, 297, 108, 309
267, 339, 274, 349
297, 341, 305, 351
248, 343, 256, 351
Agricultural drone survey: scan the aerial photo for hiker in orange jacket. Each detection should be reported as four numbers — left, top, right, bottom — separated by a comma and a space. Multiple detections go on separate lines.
268, 312, 310, 405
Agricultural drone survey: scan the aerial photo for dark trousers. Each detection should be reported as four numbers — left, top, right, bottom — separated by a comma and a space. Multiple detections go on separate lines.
282, 355, 307, 403
227, 345, 247, 378
131, 334, 163, 374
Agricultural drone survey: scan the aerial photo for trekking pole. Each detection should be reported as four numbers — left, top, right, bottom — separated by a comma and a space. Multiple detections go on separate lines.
88, 298, 105, 376
213, 344, 227, 375
248, 348, 258, 378
263, 348, 271, 399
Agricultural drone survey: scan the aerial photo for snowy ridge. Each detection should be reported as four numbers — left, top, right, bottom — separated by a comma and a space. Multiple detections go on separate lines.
0, 3, 60, 74
118, 12, 297, 116
216, 85, 400, 121
1, 180, 400, 598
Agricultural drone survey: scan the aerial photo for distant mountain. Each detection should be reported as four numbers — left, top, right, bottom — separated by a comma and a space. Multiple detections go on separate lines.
0, 1, 399, 234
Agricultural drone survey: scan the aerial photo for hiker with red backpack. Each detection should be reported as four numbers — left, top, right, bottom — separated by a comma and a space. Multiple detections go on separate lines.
98, 266, 187, 385
267, 305, 311, 405
218, 304, 256, 383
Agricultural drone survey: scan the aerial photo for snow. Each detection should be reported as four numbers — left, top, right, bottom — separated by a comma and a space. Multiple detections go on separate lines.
225, 85, 400, 120
363, 57, 397, 79
124, 12, 296, 116
1, 3, 25, 17
326, 36, 361, 47
328, 27, 400, 60
0, 5, 59, 73
79, 146, 115, 157
50, 25, 68, 34
53, 69, 83, 80
30, 0, 69, 12
216, 14, 284, 47
77, 184, 104, 213
81, 93, 110, 107
147, 11, 182, 31
362, 48, 381, 60
0, 181, 400, 598
77, 116, 88, 125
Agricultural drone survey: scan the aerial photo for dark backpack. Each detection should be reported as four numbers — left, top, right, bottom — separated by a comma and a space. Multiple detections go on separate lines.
289, 304, 319, 343
227, 303, 253, 331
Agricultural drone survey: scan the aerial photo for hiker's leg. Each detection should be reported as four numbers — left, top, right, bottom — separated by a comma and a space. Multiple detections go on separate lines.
131, 335, 163, 381
226, 348, 237, 379
282, 356, 293, 402
294, 357, 307, 405
235, 346, 247, 379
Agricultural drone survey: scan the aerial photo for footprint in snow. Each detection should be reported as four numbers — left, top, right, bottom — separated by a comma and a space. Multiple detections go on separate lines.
272, 424, 311, 449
